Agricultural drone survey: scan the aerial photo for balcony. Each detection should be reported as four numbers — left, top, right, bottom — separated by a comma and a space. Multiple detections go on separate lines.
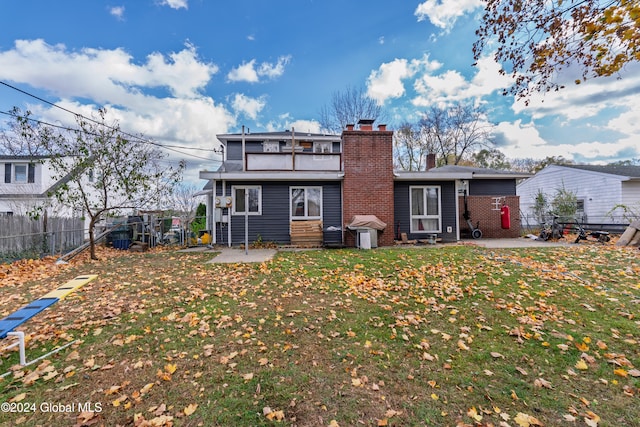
245, 152, 341, 171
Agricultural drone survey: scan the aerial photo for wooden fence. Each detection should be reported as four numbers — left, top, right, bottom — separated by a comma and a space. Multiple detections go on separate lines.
0, 216, 84, 262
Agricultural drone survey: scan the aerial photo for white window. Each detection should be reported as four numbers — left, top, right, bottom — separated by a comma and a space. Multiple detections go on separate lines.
232, 186, 262, 215
291, 187, 322, 219
14, 165, 27, 182
313, 141, 332, 154
410, 186, 441, 233
263, 141, 279, 152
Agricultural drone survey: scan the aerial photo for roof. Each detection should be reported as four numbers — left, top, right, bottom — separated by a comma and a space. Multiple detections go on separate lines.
0, 155, 50, 161
559, 164, 640, 179
395, 165, 531, 180
201, 162, 530, 182
431, 165, 530, 176
216, 130, 340, 142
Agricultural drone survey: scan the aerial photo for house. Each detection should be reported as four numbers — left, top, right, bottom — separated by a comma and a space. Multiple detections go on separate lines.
517, 164, 640, 226
0, 155, 88, 220
1, 155, 55, 216
199, 120, 530, 247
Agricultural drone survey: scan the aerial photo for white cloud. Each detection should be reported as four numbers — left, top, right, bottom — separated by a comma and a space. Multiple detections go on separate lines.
0, 38, 235, 182
494, 120, 637, 162
227, 56, 291, 83
367, 55, 441, 105
494, 120, 552, 159
413, 69, 468, 106
227, 60, 259, 83
412, 55, 513, 106
263, 114, 322, 134
231, 93, 266, 120
109, 6, 125, 20
512, 65, 640, 122
415, 0, 483, 31
161, 0, 188, 10
289, 119, 322, 134
0, 39, 218, 100
258, 55, 291, 79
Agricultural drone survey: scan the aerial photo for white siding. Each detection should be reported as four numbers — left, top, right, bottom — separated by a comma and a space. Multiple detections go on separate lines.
517, 165, 624, 222
621, 181, 640, 206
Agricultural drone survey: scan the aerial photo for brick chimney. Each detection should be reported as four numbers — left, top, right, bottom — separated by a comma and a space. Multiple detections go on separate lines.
426, 153, 436, 170
342, 119, 395, 246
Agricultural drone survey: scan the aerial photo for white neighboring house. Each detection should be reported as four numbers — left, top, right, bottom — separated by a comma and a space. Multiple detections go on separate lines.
0, 155, 86, 223
517, 164, 640, 224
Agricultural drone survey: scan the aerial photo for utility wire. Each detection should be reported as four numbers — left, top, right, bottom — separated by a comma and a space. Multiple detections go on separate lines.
0, 109, 220, 162
0, 81, 223, 159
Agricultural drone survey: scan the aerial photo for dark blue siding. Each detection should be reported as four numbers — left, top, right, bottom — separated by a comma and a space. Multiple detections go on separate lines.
394, 181, 458, 242
227, 142, 242, 161
470, 180, 516, 195
226, 141, 264, 160
322, 183, 343, 244
216, 181, 342, 245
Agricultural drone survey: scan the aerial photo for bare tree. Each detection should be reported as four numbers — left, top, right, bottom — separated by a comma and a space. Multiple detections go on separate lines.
6, 108, 184, 259
319, 86, 385, 134
393, 121, 437, 171
509, 156, 574, 173
170, 183, 203, 234
471, 148, 511, 170
0, 107, 61, 156
419, 102, 494, 165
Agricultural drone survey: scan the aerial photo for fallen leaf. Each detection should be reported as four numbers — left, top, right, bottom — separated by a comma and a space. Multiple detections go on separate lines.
66, 350, 80, 361
613, 368, 628, 377
534, 378, 552, 389
467, 407, 483, 422
76, 411, 98, 424
9, 393, 26, 402
575, 359, 588, 370
183, 403, 198, 416
514, 412, 543, 426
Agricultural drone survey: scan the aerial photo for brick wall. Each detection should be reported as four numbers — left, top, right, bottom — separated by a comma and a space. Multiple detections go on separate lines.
342, 124, 395, 246
458, 195, 522, 238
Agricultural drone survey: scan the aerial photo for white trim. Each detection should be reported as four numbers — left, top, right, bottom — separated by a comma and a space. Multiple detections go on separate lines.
409, 185, 442, 233
199, 171, 343, 181
290, 186, 323, 220
231, 185, 262, 215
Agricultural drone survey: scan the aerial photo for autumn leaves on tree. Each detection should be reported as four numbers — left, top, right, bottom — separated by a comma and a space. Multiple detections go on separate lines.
474, 0, 640, 101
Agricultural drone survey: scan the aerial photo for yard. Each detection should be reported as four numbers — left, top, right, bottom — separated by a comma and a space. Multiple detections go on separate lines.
0, 243, 638, 426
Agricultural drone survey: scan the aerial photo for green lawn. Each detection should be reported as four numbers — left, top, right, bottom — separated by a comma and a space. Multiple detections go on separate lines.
0, 245, 638, 426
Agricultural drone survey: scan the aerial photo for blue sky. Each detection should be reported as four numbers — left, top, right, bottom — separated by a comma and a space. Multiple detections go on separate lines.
1, 0, 639, 183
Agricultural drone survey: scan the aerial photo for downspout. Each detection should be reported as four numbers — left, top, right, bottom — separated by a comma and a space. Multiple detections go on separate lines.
456, 180, 464, 241
291, 127, 295, 170
212, 179, 217, 245
241, 125, 246, 171
224, 180, 231, 247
